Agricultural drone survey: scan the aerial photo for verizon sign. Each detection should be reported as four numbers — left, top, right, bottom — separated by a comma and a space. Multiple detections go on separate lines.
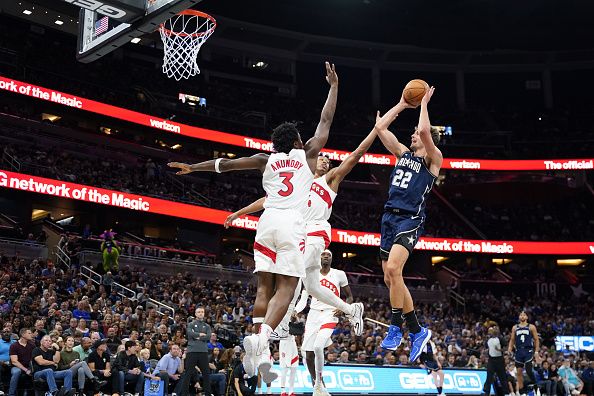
2, 76, 593, 172
1, 170, 593, 255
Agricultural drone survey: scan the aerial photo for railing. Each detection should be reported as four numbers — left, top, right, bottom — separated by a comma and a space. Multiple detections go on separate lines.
55, 244, 71, 269
80, 265, 103, 286
1, 148, 21, 171
0, 237, 46, 258
112, 282, 137, 300
146, 298, 175, 317
448, 289, 466, 312
164, 172, 210, 206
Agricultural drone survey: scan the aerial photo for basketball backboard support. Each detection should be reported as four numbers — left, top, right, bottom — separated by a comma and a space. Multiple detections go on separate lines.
76, 0, 202, 63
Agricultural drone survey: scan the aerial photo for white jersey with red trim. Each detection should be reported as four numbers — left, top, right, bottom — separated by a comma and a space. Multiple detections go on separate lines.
262, 149, 313, 215
310, 268, 348, 311
304, 176, 337, 225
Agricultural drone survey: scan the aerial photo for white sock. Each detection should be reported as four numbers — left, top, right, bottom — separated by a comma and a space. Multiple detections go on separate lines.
281, 367, 288, 391
258, 323, 273, 353
288, 367, 296, 394
314, 346, 325, 386
304, 266, 353, 315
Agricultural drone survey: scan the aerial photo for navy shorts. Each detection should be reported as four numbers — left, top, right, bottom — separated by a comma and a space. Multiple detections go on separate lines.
514, 349, 534, 367
380, 212, 423, 260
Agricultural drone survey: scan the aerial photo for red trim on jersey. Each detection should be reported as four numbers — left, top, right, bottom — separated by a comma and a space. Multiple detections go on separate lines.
254, 242, 276, 263
307, 230, 331, 249
290, 355, 299, 365
310, 182, 333, 209
320, 322, 337, 330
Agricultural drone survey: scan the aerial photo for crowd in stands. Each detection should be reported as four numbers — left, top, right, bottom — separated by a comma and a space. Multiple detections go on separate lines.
1, 249, 593, 396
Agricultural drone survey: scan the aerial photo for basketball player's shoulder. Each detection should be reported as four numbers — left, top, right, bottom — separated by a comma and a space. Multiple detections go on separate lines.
332, 268, 348, 285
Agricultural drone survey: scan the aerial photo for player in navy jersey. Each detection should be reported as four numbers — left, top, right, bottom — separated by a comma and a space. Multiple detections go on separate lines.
374, 86, 441, 363
507, 311, 539, 396
419, 340, 445, 396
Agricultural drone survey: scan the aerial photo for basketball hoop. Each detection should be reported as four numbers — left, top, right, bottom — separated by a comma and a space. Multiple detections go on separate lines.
159, 10, 216, 81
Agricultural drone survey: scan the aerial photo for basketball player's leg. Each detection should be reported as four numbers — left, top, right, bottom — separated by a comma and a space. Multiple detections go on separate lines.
311, 327, 334, 394
380, 242, 408, 350
275, 279, 303, 339
516, 367, 524, 393
305, 352, 316, 386
253, 272, 276, 331
302, 233, 364, 335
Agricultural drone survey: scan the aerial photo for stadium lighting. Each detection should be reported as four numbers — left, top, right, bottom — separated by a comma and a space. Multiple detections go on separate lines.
557, 259, 585, 266
492, 258, 512, 265
431, 256, 448, 264
23, 9, 32, 15
55, 20, 64, 25
131, 38, 141, 44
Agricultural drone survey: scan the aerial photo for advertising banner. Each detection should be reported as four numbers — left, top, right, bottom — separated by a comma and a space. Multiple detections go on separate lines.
1, 76, 592, 171
1, 170, 593, 254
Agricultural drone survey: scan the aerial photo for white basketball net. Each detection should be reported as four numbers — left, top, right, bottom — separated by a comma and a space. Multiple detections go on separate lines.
159, 12, 216, 81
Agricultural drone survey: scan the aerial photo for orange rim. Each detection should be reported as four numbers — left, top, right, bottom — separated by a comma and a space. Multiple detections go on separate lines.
160, 10, 217, 38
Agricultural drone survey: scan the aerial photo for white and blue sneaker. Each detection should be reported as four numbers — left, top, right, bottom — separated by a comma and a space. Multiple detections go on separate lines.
409, 327, 432, 363
380, 325, 403, 350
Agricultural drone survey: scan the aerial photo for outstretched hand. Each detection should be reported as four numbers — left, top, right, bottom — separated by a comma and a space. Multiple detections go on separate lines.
397, 93, 415, 109
167, 162, 192, 175
325, 61, 338, 86
421, 86, 435, 106
224, 212, 239, 229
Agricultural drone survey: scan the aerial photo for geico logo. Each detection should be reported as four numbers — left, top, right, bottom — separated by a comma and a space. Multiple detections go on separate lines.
400, 372, 481, 391
337, 369, 374, 390
453, 373, 483, 391
555, 336, 594, 352
62, 0, 127, 19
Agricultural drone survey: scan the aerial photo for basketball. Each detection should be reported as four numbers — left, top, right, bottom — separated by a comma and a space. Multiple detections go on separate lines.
403, 79, 429, 107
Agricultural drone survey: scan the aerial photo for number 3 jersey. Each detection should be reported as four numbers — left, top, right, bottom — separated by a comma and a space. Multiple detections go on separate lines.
262, 149, 314, 215
384, 151, 437, 216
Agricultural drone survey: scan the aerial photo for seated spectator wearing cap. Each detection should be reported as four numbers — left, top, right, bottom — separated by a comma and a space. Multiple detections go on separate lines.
113, 341, 144, 396
32, 335, 73, 396
87, 339, 116, 395
154, 343, 184, 395
9, 328, 36, 396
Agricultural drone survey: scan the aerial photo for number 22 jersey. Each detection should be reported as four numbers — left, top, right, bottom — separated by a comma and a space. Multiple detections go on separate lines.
384, 151, 437, 217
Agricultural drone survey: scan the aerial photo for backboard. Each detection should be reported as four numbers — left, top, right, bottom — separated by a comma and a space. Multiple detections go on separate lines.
75, 0, 202, 63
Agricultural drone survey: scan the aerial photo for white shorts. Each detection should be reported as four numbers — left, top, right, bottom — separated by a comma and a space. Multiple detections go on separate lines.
254, 208, 306, 278
304, 222, 331, 270
279, 336, 299, 368
302, 308, 337, 352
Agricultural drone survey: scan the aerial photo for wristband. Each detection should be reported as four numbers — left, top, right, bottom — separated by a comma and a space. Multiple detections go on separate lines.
214, 158, 223, 173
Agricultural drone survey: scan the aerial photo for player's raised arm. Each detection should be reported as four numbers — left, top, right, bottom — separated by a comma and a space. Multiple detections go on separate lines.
168, 153, 269, 175
417, 86, 443, 168
326, 128, 377, 190
304, 62, 338, 172
374, 99, 411, 158
224, 197, 266, 229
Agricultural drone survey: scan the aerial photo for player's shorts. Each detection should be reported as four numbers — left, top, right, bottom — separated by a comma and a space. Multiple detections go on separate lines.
302, 308, 337, 352
279, 336, 299, 368
304, 221, 331, 270
254, 208, 306, 278
514, 348, 534, 368
380, 210, 424, 260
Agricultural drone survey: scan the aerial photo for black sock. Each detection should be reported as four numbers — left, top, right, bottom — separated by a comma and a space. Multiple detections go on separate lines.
403, 310, 422, 333
437, 386, 443, 394
390, 308, 403, 327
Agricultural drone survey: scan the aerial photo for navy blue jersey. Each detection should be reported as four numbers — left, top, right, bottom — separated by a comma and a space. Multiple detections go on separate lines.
385, 152, 437, 215
515, 325, 534, 349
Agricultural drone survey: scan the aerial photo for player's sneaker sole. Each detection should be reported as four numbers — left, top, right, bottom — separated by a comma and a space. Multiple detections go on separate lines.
409, 328, 432, 362
348, 302, 364, 336
258, 359, 278, 384
242, 335, 258, 377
